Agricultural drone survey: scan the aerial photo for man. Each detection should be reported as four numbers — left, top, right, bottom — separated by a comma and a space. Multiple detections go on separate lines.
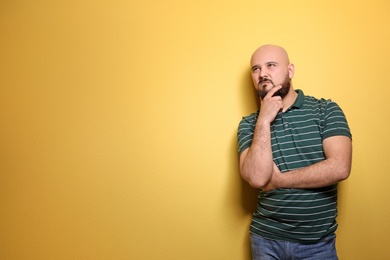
237, 45, 352, 259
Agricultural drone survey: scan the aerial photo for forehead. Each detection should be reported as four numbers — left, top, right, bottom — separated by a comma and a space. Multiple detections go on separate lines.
250, 46, 289, 65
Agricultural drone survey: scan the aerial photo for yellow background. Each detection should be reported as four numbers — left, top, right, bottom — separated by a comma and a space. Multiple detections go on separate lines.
1, 0, 389, 259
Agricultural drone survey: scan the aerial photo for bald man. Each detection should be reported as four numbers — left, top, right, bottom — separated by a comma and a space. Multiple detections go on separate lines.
237, 45, 352, 259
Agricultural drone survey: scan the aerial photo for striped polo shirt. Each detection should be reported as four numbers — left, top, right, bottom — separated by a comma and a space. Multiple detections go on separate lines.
237, 89, 352, 243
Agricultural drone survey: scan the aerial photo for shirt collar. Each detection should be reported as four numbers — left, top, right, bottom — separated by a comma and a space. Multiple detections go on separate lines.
291, 89, 305, 109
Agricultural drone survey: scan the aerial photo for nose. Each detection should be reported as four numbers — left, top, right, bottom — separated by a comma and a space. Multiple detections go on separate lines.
259, 69, 268, 80
259, 73, 268, 82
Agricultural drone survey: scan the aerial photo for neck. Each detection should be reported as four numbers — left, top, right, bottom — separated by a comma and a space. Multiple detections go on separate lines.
281, 88, 298, 112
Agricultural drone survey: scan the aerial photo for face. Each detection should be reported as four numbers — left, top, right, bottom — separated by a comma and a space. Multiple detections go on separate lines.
250, 45, 294, 100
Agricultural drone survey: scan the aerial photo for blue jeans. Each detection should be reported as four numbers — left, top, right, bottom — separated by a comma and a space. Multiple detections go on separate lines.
250, 233, 338, 260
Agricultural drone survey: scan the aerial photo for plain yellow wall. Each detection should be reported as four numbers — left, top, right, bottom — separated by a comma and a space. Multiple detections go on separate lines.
1, 0, 390, 259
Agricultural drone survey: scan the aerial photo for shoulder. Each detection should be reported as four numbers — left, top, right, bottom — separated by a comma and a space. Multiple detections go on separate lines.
301, 93, 343, 114
239, 110, 259, 127
303, 93, 328, 107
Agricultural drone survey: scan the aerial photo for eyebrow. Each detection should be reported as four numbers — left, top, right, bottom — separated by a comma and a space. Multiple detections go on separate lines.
251, 61, 278, 70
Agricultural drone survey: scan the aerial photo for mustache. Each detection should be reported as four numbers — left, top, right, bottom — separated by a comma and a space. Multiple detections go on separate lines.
258, 78, 275, 87
259, 77, 269, 83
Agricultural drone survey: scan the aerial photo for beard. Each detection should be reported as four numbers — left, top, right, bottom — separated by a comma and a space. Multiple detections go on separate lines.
257, 75, 291, 100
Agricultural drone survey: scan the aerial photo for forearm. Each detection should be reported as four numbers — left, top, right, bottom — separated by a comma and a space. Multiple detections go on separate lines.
275, 136, 352, 189
240, 121, 274, 188
279, 159, 350, 189
260, 136, 352, 191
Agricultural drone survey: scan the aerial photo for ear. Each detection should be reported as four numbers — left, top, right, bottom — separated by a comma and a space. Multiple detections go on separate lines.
288, 63, 295, 78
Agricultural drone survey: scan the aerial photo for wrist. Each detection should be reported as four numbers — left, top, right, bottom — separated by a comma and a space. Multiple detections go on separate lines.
256, 118, 271, 127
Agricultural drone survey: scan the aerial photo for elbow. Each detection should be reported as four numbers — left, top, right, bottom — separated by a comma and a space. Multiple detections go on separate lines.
337, 163, 352, 182
239, 161, 272, 189
340, 169, 351, 182
250, 180, 267, 189
245, 175, 269, 189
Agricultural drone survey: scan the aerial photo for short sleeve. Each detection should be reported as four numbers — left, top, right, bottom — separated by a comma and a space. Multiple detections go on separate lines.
321, 100, 352, 140
237, 113, 257, 154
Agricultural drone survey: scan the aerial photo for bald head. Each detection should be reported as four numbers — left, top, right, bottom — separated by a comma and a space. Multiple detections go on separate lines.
251, 45, 290, 67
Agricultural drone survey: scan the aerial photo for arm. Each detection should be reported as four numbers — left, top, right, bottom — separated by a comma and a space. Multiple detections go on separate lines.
239, 86, 283, 188
263, 135, 352, 191
239, 121, 273, 188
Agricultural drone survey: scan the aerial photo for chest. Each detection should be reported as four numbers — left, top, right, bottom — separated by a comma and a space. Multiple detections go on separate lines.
270, 110, 325, 170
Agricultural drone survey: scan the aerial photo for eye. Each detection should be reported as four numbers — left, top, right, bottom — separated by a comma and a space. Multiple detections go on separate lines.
252, 66, 259, 72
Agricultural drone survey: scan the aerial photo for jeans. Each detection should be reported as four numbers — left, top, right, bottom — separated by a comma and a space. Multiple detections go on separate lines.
250, 233, 338, 260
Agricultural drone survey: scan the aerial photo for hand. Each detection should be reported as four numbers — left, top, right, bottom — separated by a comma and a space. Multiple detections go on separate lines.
258, 85, 284, 125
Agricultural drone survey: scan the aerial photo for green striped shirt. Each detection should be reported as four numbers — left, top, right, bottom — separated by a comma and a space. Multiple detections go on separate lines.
237, 90, 352, 243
